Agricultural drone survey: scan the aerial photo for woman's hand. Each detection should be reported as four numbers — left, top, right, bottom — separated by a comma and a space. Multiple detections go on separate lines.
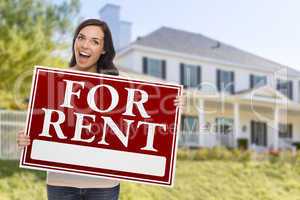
174, 95, 185, 110
17, 130, 30, 148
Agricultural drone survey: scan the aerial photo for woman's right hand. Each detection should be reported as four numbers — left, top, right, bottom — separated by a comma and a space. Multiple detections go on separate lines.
17, 130, 31, 148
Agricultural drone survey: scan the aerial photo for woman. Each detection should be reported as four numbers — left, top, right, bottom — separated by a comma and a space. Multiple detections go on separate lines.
17, 19, 183, 200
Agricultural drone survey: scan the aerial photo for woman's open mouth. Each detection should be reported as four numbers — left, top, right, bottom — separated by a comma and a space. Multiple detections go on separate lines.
78, 51, 91, 63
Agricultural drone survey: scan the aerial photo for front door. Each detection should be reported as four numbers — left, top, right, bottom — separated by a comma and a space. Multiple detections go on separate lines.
216, 118, 234, 147
251, 120, 267, 147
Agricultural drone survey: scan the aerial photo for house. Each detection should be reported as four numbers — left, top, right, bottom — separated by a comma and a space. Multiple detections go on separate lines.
115, 26, 300, 151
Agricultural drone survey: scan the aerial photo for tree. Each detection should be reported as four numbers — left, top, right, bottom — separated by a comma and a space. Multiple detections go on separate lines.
0, 0, 80, 109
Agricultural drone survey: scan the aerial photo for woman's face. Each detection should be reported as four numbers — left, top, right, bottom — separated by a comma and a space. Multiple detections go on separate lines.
74, 25, 105, 72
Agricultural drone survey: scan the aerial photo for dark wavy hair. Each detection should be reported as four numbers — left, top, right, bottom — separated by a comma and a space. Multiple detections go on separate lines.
69, 19, 119, 75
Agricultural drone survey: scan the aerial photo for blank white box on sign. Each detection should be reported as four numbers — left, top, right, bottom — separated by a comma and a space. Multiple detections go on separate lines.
31, 139, 166, 177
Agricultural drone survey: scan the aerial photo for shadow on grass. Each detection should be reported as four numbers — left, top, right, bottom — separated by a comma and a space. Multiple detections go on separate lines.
0, 159, 46, 180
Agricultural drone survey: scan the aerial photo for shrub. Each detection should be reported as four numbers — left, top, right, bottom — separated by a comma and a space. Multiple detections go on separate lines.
176, 148, 300, 165
177, 148, 192, 160
207, 147, 232, 160
194, 148, 210, 161
292, 142, 300, 150
237, 138, 248, 150
177, 147, 251, 162
232, 149, 251, 162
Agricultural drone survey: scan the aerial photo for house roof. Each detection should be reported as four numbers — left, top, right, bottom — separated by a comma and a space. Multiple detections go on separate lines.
132, 27, 300, 77
234, 85, 291, 101
118, 66, 169, 82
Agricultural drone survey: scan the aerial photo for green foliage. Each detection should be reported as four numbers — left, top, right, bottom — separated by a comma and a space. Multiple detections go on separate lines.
237, 138, 248, 150
0, 0, 80, 109
176, 148, 193, 160
0, 160, 46, 200
2, 159, 300, 200
177, 148, 300, 167
177, 147, 251, 162
292, 142, 300, 149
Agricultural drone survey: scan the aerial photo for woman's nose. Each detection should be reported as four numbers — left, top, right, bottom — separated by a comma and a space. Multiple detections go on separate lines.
81, 40, 89, 49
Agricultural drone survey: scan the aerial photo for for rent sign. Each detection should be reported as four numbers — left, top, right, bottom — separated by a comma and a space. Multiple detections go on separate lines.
20, 66, 182, 186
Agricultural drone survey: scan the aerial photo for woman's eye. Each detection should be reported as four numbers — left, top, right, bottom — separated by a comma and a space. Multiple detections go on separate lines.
93, 40, 99, 45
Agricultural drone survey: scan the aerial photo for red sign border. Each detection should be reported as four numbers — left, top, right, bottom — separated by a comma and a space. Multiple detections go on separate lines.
19, 66, 183, 187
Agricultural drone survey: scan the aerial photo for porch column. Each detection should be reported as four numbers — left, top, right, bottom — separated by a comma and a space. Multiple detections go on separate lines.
273, 107, 279, 150
198, 99, 205, 134
234, 103, 240, 148
197, 99, 205, 147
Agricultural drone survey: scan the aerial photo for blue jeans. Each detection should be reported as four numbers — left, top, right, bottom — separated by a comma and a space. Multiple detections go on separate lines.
47, 184, 120, 200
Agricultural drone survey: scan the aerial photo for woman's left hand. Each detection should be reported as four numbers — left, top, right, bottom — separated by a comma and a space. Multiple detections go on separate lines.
174, 95, 185, 110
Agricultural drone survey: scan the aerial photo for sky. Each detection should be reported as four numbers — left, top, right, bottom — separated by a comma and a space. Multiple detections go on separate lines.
58, 0, 300, 71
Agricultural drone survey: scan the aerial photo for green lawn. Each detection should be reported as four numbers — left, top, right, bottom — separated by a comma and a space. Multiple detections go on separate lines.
1, 159, 300, 200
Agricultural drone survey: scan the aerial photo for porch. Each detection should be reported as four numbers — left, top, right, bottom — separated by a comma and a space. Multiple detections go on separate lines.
178, 86, 300, 151
178, 131, 297, 152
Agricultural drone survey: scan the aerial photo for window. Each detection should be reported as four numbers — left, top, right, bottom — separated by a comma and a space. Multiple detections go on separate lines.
181, 116, 199, 133
279, 123, 292, 139
250, 74, 267, 88
215, 118, 233, 135
277, 79, 293, 100
217, 69, 235, 94
180, 63, 201, 88
142, 57, 166, 79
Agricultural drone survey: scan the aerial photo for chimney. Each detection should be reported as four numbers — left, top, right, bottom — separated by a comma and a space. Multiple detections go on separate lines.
99, 4, 132, 51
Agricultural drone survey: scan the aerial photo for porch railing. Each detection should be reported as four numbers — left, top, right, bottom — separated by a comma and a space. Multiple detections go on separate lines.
278, 139, 296, 151
178, 131, 234, 148
0, 110, 26, 159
